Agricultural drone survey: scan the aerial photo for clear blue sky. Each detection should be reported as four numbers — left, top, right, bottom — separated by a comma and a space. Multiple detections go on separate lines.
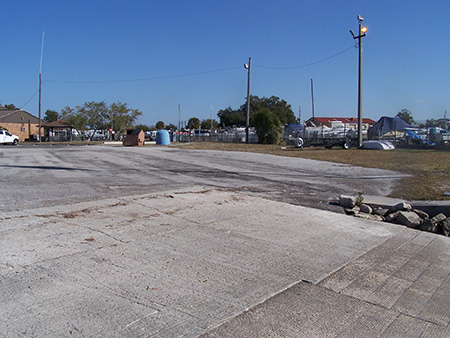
2, 0, 449, 126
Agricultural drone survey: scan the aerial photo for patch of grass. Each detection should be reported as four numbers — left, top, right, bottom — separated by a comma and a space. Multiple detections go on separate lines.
174, 142, 450, 201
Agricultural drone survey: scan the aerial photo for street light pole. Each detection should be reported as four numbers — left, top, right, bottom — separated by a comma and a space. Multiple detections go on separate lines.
350, 15, 367, 148
357, 19, 364, 148
244, 57, 251, 144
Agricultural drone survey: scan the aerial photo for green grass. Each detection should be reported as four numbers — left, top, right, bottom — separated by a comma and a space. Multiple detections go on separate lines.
173, 142, 450, 201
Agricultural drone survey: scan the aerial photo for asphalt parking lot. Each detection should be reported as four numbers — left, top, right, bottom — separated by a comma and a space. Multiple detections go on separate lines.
1, 145, 449, 337
0, 144, 407, 214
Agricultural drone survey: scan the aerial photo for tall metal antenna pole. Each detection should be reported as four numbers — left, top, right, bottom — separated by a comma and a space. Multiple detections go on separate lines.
310, 78, 315, 120
244, 57, 251, 144
38, 31, 45, 142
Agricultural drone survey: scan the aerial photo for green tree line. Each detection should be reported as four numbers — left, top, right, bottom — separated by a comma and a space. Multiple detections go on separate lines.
218, 95, 296, 144
44, 101, 142, 135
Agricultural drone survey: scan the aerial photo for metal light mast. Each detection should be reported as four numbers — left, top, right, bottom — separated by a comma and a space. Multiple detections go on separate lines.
244, 57, 251, 144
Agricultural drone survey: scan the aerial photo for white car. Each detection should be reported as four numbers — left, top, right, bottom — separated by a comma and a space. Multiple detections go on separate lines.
0, 130, 19, 145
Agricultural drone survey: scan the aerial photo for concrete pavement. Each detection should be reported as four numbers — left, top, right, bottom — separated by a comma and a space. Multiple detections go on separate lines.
1, 145, 449, 337
0, 145, 408, 214
202, 228, 450, 337
2, 187, 450, 337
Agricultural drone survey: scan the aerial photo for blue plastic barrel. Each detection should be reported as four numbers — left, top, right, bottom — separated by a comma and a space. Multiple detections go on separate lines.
156, 130, 171, 145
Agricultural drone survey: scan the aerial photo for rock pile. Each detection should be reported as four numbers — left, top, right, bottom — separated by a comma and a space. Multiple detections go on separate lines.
339, 195, 450, 236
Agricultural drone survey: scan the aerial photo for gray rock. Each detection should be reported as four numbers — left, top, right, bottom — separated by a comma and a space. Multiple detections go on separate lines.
431, 213, 447, 225
354, 213, 369, 219
359, 204, 373, 214
386, 211, 400, 223
373, 208, 389, 217
389, 202, 412, 214
339, 195, 357, 209
413, 209, 429, 220
419, 219, 440, 233
442, 218, 450, 236
368, 214, 385, 222
344, 207, 359, 215
396, 211, 422, 229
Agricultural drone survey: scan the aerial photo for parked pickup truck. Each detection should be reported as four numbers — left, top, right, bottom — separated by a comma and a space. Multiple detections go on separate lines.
0, 129, 19, 145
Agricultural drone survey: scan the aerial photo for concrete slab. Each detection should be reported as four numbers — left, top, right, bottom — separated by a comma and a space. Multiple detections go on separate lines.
364, 194, 408, 208
200, 281, 450, 338
203, 229, 450, 338
1, 146, 449, 337
1, 187, 407, 337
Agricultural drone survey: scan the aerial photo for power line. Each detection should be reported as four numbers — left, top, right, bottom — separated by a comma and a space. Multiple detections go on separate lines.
45, 66, 242, 84
253, 44, 357, 70
20, 89, 39, 109
43, 44, 357, 84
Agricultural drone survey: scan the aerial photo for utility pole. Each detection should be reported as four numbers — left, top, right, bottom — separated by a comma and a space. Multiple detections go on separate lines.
244, 57, 251, 144
350, 16, 367, 148
310, 78, 315, 120
110, 113, 114, 140
210, 104, 213, 130
38, 31, 45, 142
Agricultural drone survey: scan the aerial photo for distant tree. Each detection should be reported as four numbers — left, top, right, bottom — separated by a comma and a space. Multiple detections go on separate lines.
217, 107, 246, 127
155, 121, 165, 130
201, 119, 219, 129
44, 110, 59, 122
218, 96, 295, 129
79, 101, 109, 133
60, 106, 88, 134
134, 124, 151, 132
60, 101, 142, 137
188, 117, 200, 129
165, 123, 177, 131
252, 109, 283, 144
109, 101, 142, 134
246, 96, 296, 126
4, 104, 18, 110
396, 109, 415, 125
426, 118, 449, 129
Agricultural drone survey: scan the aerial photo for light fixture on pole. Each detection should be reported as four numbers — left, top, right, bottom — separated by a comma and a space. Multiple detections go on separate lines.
244, 57, 251, 144
350, 15, 367, 148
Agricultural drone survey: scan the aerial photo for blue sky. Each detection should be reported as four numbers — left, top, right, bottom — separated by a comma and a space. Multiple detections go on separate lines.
2, 0, 449, 126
